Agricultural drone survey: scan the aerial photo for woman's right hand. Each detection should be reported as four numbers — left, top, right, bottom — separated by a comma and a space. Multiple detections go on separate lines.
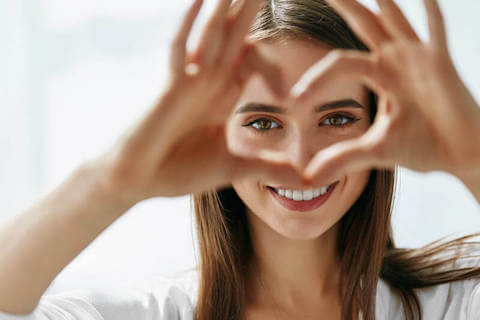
89, 0, 308, 203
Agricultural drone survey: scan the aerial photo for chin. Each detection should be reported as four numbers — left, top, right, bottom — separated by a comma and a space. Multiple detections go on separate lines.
275, 220, 338, 240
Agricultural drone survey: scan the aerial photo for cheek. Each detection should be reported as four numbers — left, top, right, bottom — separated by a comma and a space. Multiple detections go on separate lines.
341, 170, 371, 209
225, 119, 268, 158
228, 127, 271, 150
226, 118, 285, 155
231, 177, 279, 219
231, 179, 263, 207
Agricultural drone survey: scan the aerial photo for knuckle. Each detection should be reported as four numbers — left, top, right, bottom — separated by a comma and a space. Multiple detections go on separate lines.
224, 15, 236, 32
191, 47, 206, 64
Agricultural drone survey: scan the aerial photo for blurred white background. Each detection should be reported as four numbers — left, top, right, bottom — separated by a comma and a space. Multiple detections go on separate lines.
1, 0, 479, 295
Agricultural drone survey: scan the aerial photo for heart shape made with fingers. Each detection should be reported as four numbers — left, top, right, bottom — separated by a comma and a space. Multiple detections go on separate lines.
238, 0, 480, 189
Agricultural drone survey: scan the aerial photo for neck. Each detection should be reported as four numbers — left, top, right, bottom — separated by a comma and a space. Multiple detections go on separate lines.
245, 209, 342, 311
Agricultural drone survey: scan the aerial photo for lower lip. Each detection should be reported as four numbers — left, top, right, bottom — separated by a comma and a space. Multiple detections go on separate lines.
267, 181, 339, 212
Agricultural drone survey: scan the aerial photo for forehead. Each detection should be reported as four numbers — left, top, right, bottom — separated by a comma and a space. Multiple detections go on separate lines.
258, 38, 332, 81
239, 39, 367, 106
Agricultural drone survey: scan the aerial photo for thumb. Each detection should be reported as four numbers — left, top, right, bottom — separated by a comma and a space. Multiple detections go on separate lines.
303, 137, 378, 186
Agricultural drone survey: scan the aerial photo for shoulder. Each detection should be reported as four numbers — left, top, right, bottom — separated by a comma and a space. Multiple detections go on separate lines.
0, 268, 200, 320
84, 267, 200, 320
377, 254, 480, 320
142, 267, 200, 311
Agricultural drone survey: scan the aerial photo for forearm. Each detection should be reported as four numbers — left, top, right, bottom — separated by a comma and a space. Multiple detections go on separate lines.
0, 161, 135, 314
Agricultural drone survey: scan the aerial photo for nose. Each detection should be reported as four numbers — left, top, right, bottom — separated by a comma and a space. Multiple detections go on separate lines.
287, 130, 318, 174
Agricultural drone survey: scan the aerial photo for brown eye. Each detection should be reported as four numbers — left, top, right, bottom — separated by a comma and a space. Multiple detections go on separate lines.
331, 115, 347, 126
243, 118, 281, 134
256, 119, 274, 130
320, 114, 359, 128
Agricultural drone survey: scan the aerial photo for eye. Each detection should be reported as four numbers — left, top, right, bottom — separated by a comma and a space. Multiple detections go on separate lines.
243, 118, 281, 134
320, 113, 360, 128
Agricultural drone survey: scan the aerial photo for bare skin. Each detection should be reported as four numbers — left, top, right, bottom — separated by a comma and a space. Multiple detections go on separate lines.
0, 0, 479, 317
229, 39, 371, 319
0, 0, 305, 314
230, 0, 480, 318
295, 0, 480, 202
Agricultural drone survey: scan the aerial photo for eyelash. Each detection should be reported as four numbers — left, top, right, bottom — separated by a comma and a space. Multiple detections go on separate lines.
243, 113, 361, 135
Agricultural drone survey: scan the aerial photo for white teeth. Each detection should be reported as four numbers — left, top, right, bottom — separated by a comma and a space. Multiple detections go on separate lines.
285, 190, 292, 198
272, 184, 332, 201
293, 190, 302, 201
303, 189, 313, 201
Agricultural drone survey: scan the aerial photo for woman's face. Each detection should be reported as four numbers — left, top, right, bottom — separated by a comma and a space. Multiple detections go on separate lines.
227, 39, 372, 240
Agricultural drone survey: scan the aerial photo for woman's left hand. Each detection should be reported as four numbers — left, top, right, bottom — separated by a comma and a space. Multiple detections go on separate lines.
290, 0, 480, 195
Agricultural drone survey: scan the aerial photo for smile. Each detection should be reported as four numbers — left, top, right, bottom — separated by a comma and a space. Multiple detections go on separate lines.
266, 181, 339, 212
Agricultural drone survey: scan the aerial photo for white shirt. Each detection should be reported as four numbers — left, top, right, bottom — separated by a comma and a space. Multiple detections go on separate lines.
0, 266, 479, 319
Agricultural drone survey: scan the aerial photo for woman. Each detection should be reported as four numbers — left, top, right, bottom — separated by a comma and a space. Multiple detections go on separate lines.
0, 0, 479, 319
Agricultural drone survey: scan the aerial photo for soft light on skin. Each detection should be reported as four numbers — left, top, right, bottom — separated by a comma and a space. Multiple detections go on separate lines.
225, 39, 373, 314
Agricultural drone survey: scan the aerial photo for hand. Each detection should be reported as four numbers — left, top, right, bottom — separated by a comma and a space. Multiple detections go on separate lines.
91, 0, 307, 203
290, 0, 480, 186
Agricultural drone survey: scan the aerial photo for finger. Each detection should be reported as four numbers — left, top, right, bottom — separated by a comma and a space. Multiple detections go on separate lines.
230, 150, 310, 187
170, 0, 204, 75
194, 0, 232, 65
324, 0, 391, 50
290, 50, 383, 103
423, 0, 448, 49
376, 0, 420, 41
240, 42, 286, 98
302, 137, 379, 186
222, 0, 263, 67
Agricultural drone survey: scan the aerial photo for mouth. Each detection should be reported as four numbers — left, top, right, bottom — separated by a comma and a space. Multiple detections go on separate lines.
265, 181, 339, 212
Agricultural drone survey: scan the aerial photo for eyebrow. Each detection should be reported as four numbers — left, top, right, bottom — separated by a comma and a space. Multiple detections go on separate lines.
234, 99, 367, 114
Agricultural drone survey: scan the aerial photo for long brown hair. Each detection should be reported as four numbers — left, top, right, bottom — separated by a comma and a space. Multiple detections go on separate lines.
190, 1, 480, 319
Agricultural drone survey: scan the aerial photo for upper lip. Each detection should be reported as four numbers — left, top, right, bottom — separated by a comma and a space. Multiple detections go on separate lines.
267, 181, 339, 190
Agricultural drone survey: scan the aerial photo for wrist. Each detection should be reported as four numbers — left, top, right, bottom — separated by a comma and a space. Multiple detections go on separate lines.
77, 159, 139, 214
